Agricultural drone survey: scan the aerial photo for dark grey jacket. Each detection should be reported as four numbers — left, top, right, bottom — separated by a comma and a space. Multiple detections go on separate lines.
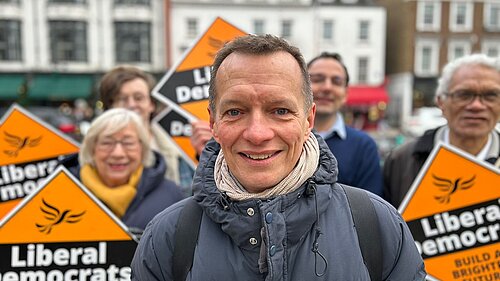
131, 136, 426, 280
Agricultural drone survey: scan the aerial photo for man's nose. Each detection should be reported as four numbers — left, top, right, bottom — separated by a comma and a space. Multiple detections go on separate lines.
467, 95, 488, 108
242, 113, 274, 144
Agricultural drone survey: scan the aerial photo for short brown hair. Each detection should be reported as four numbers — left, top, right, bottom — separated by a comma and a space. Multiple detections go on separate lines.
99, 65, 156, 110
209, 34, 312, 114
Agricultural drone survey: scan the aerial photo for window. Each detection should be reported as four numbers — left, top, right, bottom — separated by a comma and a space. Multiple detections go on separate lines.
421, 47, 432, 72
179, 45, 188, 54
486, 48, 498, 57
50, 21, 87, 62
357, 57, 369, 84
448, 41, 470, 61
484, 2, 500, 30
482, 41, 500, 57
417, 1, 441, 31
0, 20, 22, 61
450, 2, 473, 31
322, 20, 334, 40
115, 22, 150, 63
186, 18, 198, 39
358, 20, 369, 41
114, 0, 149, 4
415, 39, 439, 76
456, 4, 466, 25
281, 20, 292, 39
253, 19, 265, 35
423, 4, 434, 25
453, 46, 464, 58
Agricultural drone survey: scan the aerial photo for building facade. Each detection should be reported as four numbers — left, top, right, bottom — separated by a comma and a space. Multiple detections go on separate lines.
378, 0, 500, 127
169, 0, 387, 87
0, 0, 166, 105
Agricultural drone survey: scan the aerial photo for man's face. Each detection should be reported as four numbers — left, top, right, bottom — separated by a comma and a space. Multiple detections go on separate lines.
210, 51, 315, 193
308, 58, 347, 117
437, 64, 500, 140
112, 78, 155, 125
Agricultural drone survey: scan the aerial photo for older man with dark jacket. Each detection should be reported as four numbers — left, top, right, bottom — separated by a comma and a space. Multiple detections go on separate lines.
384, 54, 500, 208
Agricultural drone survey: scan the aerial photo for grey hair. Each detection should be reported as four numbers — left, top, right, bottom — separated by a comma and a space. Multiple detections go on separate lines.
79, 108, 154, 168
208, 34, 313, 114
435, 54, 500, 101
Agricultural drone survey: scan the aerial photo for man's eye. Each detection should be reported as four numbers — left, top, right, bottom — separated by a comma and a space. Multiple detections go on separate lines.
484, 92, 500, 100
456, 92, 472, 100
276, 108, 289, 115
309, 74, 325, 83
227, 109, 240, 117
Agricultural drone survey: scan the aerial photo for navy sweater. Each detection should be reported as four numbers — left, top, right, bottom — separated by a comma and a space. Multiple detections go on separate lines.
323, 126, 384, 197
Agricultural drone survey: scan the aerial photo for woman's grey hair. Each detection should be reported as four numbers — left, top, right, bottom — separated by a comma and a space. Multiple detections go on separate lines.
435, 54, 500, 101
208, 34, 313, 114
79, 108, 154, 168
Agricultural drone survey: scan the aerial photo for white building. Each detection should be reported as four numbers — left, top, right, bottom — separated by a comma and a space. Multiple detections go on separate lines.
170, 0, 387, 86
0, 0, 166, 73
0, 0, 166, 103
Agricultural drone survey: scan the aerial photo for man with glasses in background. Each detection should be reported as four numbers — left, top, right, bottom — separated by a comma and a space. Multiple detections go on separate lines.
307, 52, 384, 197
384, 54, 500, 208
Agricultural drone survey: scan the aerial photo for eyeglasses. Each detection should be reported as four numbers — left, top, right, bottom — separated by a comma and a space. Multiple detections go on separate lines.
309, 73, 346, 87
96, 138, 141, 152
445, 90, 500, 105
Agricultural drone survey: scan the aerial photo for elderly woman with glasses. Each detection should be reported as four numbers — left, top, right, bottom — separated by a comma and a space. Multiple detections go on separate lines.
63, 108, 185, 234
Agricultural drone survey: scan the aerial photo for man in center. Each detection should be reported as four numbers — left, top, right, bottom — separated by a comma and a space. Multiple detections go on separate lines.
131, 34, 425, 280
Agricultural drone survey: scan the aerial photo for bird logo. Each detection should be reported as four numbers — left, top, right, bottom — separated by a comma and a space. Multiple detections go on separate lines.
3, 131, 42, 157
35, 198, 85, 234
432, 174, 475, 204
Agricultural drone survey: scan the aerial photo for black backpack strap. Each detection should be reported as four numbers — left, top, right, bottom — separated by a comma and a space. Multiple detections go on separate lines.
173, 198, 203, 281
342, 185, 382, 281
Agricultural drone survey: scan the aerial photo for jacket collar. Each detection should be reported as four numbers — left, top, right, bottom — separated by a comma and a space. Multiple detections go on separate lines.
413, 127, 440, 156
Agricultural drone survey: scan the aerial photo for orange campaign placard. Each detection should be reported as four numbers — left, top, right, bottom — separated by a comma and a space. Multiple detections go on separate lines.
400, 142, 500, 281
0, 104, 80, 219
0, 166, 137, 280
152, 17, 247, 167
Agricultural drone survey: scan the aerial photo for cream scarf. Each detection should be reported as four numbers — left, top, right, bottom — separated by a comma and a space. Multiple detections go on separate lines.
80, 164, 143, 217
214, 132, 320, 201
